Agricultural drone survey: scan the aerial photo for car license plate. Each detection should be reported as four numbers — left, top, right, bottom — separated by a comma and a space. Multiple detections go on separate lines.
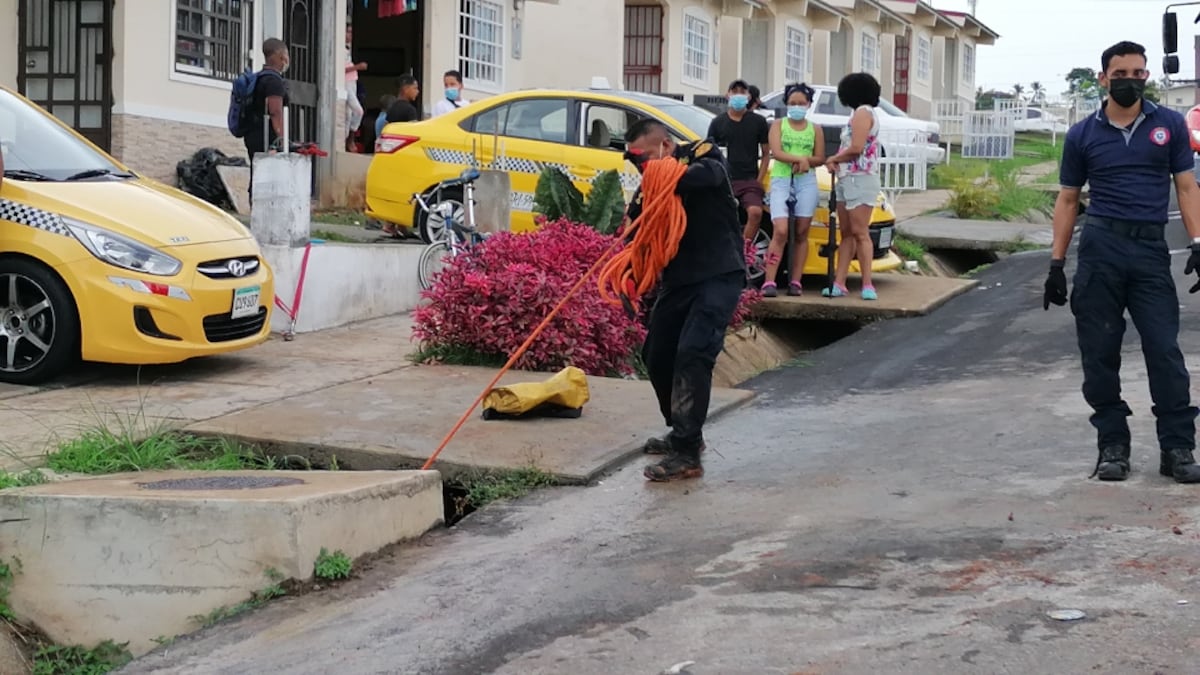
231, 285, 261, 319
878, 226, 894, 250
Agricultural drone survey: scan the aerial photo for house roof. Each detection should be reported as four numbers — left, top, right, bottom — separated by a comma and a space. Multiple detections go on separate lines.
880, 0, 959, 36
937, 9, 1000, 44
818, 0, 910, 35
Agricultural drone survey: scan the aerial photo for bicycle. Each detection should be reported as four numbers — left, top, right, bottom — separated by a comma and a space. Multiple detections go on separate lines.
416, 166, 484, 291
412, 166, 480, 244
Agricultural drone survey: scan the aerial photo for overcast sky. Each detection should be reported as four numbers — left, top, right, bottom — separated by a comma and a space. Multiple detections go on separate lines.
938, 0, 1199, 96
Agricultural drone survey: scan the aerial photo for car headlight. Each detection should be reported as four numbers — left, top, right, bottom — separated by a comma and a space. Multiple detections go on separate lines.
65, 219, 182, 277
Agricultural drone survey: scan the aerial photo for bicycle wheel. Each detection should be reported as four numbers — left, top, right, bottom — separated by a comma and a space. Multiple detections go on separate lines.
418, 240, 452, 291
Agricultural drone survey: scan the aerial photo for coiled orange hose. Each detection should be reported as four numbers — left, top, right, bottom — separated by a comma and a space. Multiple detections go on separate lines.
598, 157, 689, 309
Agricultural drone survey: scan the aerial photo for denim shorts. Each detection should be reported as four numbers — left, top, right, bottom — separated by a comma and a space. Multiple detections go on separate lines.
768, 172, 818, 220
834, 173, 881, 210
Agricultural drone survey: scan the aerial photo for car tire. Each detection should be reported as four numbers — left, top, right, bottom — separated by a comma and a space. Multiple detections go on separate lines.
417, 188, 464, 244
0, 257, 80, 385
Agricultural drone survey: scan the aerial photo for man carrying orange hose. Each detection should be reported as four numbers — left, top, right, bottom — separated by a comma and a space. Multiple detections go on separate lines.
622, 119, 747, 482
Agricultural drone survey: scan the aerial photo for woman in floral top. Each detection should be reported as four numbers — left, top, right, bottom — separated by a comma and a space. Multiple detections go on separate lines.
823, 73, 883, 301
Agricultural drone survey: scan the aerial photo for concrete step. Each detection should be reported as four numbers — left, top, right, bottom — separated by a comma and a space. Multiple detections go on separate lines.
0, 469, 442, 656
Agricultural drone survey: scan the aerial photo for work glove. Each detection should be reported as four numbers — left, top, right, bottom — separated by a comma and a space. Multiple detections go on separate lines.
1044, 259, 1067, 310
1186, 244, 1200, 294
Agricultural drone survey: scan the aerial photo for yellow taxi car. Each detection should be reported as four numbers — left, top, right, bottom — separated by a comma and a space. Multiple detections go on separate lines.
0, 85, 273, 384
366, 84, 900, 280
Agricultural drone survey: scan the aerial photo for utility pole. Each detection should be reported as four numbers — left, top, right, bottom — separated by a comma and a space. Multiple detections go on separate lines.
968, 0, 978, 16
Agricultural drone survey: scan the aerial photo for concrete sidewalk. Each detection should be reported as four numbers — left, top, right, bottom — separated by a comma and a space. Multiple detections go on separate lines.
0, 314, 751, 481
755, 273, 978, 321
897, 215, 1052, 251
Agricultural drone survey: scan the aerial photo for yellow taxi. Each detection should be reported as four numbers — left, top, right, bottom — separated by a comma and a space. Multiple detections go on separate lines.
366, 84, 900, 279
0, 86, 273, 384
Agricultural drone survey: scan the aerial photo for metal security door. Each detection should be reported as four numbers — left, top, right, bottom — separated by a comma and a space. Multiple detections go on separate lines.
893, 34, 910, 112
623, 5, 663, 93
18, 0, 114, 151
283, 0, 319, 146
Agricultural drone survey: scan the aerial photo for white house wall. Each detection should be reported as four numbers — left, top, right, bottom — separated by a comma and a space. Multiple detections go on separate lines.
0, 0, 17, 90
907, 26, 935, 119
427, 0, 622, 107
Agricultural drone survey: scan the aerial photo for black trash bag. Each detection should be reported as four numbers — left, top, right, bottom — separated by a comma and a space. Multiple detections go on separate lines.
176, 148, 248, 210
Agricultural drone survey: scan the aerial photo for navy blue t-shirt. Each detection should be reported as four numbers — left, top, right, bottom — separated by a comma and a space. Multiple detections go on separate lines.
1059, 100, 1193, 224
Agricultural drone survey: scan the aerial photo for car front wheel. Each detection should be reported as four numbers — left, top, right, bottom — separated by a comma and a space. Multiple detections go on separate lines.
0, 257, 79, 385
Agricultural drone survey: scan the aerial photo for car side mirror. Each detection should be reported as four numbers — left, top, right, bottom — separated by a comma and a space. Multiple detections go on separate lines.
1165, 11, 1179, 56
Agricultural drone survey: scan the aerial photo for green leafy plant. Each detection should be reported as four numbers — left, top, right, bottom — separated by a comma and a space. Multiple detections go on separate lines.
947, 177, 1002, 220
32, 640, 132, 675
0, 469, 47, 490
533, 167, 626, 234
0, 557, 18, 620
314, 548, 353, 581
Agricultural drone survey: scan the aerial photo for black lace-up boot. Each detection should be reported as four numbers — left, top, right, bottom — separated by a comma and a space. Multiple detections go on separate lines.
1160, 448, 1200, 483
1091, 444, 1131, 481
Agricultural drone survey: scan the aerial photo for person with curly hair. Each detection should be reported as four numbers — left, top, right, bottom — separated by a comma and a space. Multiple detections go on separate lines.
763, 82, 825, 296
824, 72, 882, 301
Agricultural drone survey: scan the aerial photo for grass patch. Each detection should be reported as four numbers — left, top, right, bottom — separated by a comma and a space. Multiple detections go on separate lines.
930, 133, 1063, 190
310, 229, 358, 243
311, 208, 365, 227
0, 469, 47, 490
965, 263, 993, 277
456, 467, 558, 509
47, 431, 276, 475
0, 558, 17, 620
314, 548, 353, 581
410, 343, 507, 369
190, 569, 286, 629
943, 163, 1053, 222
32, 640, 132, 675
891, 235, 930, 271
997, 239, 1048, 254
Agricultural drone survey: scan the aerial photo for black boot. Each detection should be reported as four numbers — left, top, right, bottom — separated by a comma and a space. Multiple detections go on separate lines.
1160, 448, 1200, 483
643, 436, 671, 455
1091, 444, 1131, 481
644, 446, 705, 482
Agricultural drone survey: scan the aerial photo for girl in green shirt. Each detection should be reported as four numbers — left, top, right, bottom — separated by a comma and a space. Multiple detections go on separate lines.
764, 83, 825, 297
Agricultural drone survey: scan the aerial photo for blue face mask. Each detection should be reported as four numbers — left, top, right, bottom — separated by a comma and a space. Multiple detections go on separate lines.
787, 105, 808, 121
445, 87, 460, 101
729, 94, 749, 111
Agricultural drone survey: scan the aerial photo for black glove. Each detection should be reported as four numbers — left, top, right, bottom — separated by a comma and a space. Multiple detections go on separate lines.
1044, 260, 1067, 310
1186, 244, 1200, 294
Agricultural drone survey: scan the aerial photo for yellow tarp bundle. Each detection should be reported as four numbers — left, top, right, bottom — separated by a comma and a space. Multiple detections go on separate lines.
481, 366, 590, 420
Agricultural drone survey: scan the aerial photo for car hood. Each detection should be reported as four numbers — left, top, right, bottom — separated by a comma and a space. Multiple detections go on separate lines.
15, 178, 251, 247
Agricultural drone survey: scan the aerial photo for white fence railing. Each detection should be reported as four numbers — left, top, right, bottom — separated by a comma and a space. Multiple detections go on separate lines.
933, 98, 967, 143
961, 111, 1015, 160
877, 129, 928, 202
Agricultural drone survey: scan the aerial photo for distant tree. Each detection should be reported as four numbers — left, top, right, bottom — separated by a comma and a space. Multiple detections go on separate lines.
1013, 83, 1025, 101
1065, 67, 1101, 101
975, 89, 1013, 111
1143, 79, 1163, 103
1030, 81, 1046, 105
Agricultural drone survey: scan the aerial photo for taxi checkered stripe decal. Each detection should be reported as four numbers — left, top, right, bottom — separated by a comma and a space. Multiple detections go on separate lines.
0, 199, 71, 237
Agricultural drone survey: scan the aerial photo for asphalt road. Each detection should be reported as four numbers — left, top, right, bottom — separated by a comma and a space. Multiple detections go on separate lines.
123, 238, 1200, 674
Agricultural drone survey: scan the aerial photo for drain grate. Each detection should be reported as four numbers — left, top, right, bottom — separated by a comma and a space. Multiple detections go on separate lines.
137, 476, 306, 491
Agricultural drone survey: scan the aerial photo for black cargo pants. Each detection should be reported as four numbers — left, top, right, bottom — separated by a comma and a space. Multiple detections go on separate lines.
1071, 217, 1198, 451
642, 270, 744, 454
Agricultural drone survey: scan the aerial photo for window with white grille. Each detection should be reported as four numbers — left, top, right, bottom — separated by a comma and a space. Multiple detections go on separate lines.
785, 26, 807, 83
458, 0, 504, 91
861, 33, 879, 74
174, 0, 252, 80
682, 9, 711, 88
962, 43, 975, 85
917, 36, 931, 81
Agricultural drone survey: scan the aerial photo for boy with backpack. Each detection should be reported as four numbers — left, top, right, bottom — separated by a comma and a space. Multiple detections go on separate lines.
228, 38, 291, 205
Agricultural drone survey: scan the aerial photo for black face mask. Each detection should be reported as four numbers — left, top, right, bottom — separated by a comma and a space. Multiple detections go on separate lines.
1108, 78, 1146, 108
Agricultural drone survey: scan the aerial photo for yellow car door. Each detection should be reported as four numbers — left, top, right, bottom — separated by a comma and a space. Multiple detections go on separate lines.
465, 96, 570, 233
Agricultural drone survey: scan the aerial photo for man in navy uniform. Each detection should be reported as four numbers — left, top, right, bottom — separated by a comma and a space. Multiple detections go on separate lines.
1045, 41, 1200, 483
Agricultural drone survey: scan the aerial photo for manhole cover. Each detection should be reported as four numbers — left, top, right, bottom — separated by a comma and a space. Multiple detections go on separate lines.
137, 476, 306, 491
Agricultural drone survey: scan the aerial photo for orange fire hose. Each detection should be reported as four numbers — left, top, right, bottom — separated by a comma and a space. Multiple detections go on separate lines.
597, 157, 689, 310
420, 156, 689, 472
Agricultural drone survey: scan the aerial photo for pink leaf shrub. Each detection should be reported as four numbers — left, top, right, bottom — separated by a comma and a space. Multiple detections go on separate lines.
413, 218, 647, 376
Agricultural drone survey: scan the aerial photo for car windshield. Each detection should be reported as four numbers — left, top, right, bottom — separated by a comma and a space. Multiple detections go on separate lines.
652, 102, 715, 139
877, 99, 908, 117
0, 89, 124, 181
